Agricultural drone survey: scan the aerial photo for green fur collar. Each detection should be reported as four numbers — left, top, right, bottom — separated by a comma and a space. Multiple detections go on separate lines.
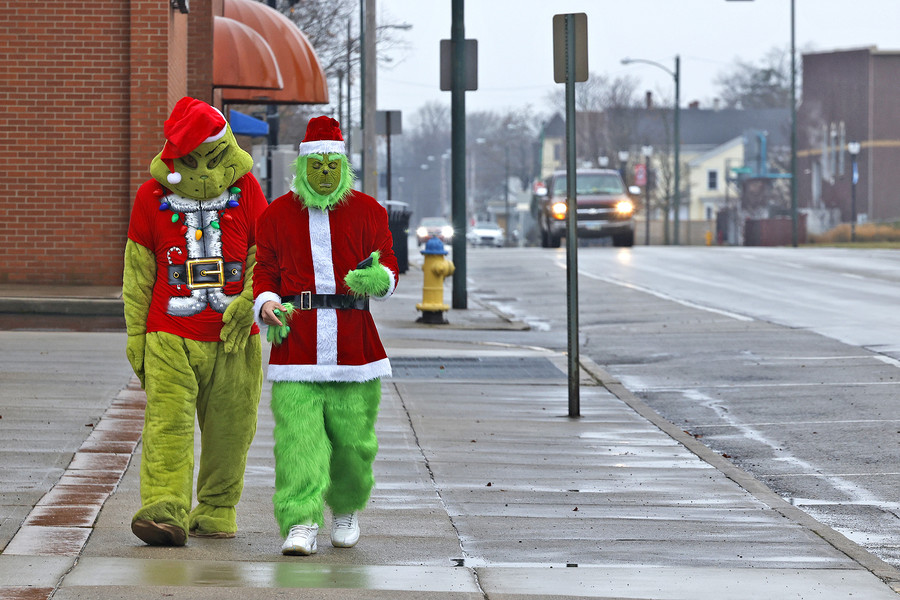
290, 153, 355, 210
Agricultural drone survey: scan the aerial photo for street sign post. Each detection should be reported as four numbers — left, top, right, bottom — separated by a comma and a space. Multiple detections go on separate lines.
553, 12, 587, 418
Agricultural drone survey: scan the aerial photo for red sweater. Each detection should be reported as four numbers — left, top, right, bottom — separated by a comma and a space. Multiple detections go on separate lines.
127, 174, 266, 341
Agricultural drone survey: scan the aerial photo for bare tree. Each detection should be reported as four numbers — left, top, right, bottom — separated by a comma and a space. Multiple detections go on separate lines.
545, 73, 642, 166
242, 1, 411, 147
715, 45, 799, 109
391, 103, 541, 222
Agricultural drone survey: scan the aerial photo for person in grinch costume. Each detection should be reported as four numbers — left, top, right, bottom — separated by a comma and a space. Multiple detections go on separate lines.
123, 96, 267, 546
253, 116, 398, 556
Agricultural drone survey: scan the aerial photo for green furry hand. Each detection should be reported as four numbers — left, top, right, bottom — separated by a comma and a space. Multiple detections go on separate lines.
267, 303, 294, 345
220, 296, 254, 354
344, 251, 390, 297
125, 334, 146, 388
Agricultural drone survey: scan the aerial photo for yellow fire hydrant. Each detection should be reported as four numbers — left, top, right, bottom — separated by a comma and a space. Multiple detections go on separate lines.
416, 236, 455, 324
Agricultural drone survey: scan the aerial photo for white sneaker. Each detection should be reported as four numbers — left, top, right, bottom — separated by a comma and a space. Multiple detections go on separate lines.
331, 512, 360, 548
281, 523, 318, 555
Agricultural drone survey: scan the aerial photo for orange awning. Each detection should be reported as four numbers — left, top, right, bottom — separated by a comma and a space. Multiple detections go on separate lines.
213, 16, 283, 90
221, 0, 329, 105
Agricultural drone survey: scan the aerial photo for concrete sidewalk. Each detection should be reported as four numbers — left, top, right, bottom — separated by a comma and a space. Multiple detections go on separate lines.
1, 260, 900, 599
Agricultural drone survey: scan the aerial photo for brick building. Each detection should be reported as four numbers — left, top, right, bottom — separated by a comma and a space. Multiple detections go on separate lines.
798, 47, 900, 227
0, 0, 326, 287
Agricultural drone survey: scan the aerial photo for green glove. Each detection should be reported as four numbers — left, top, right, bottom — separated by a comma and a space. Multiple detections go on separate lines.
220, 296, 254, 354
266, 302, 294, 345
344, 251, 389, 297
125, 334, 146, 388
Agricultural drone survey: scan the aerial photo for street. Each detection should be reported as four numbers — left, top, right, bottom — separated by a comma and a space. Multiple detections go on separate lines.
463, 245, 900, 568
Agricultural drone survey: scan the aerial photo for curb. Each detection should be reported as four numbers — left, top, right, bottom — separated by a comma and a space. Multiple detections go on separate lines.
0, 297, 125, 317
578, 354, 900, 592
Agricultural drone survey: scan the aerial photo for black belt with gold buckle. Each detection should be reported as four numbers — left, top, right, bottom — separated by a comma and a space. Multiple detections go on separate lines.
167, 258, 243, 289
282, 292, 369, 311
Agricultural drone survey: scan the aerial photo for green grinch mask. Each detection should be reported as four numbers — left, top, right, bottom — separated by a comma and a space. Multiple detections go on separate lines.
291, 153, 355, 210
307, 155, 342, 195
149, 127, 252, 200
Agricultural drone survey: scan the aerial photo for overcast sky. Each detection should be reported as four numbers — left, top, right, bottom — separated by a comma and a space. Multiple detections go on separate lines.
375, 0, 900, 122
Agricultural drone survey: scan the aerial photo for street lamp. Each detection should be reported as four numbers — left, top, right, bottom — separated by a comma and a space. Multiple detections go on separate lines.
642, 145, 653, 245
847, 141, 861, 242
621, 55, 680, 245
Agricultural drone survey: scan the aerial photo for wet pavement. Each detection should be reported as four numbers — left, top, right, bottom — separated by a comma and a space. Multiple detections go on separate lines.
2, 258, 900, 599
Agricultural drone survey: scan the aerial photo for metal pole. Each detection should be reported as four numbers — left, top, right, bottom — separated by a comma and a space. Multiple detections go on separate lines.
450, 0, 467, 309
386, 113, 392, 200
673, 55, 681, 245
337, 70, 344, 126
346, 18, 352, 158
504, 145, 510, 246
645, 152, 652, 246
564, 13, 580, 418
790, 0, 798, 246
851, 154, 858, 242
362, 0, 377, 197
265, 105, 278, 199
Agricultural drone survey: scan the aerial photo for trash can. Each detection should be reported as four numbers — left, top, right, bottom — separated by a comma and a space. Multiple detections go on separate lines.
383, 200, 410, 273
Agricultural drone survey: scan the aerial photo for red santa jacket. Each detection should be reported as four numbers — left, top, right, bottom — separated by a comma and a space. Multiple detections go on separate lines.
253, 190, 398, 382
127, 174, 267, 341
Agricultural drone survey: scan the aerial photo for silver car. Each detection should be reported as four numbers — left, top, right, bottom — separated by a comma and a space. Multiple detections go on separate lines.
466, 221, 505, 247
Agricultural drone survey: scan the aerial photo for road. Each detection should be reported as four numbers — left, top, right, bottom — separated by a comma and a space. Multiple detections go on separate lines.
462, 245, 900, 568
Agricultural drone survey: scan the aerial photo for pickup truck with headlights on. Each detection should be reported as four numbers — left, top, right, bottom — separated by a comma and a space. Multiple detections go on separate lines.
534, 168, 638, 247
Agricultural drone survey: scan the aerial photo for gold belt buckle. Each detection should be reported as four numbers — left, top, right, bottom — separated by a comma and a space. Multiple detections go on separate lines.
185, 258, 224, 289
300, 291, 312, 310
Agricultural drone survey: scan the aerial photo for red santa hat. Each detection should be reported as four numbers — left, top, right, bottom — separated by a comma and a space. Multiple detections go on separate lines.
298, 116, 346, 156
160, 97, 228, 184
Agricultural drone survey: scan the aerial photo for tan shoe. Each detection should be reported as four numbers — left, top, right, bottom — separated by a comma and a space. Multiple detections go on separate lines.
132, 519, 187, 546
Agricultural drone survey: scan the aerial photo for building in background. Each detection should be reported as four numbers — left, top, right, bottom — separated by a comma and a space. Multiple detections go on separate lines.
798, 47, 900, 231
0, 0, 326, 287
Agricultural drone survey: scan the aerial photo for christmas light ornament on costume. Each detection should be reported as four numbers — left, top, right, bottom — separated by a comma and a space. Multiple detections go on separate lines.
253, 116, 398, 555
123, 97, 267, 546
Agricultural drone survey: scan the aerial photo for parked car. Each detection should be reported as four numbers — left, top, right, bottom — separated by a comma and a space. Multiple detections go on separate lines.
534, 168, 637, 247
466, 221, 505, 247
416, 217, 454, 245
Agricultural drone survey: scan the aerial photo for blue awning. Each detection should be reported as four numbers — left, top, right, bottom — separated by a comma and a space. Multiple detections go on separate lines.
229, 109, 269, 137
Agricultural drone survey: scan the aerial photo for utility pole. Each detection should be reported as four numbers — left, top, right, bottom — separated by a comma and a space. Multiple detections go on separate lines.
790, 0, 798, 246
361, 0, 377, 197
346, 18, 352, 158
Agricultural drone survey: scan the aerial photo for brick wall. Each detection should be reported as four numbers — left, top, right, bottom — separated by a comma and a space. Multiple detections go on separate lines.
0, 1, 187, 286
188, 0, 217, 103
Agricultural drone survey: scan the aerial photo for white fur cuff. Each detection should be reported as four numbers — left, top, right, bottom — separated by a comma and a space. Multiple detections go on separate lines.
371, 264, 397, 301
254, 291, 281, 329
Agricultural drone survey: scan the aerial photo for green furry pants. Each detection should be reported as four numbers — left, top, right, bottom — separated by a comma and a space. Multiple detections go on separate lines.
135, 331, 262, 536
270, 379, 381, 537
